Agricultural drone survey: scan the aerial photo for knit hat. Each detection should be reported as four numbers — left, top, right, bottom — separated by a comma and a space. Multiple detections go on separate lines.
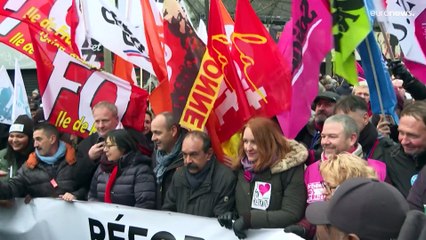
9, 115, 34, 139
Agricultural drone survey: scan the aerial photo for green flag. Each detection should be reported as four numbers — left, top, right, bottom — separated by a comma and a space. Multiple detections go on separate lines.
331, 0, 370, 85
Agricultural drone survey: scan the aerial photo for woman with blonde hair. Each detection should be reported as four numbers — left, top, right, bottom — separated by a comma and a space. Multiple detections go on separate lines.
218, 117, 308, 239
319, 153, 378, 200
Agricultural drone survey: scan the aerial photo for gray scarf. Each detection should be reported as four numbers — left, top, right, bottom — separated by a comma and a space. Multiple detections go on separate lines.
154, 134, 183, 184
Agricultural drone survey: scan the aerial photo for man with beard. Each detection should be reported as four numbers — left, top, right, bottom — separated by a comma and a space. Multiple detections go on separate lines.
296, 91, 340, 165
382, 101, 426, 197
0, 123, 86, 201
162, 131, 236, 217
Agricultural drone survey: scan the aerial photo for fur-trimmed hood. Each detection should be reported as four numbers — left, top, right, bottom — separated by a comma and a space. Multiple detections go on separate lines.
26, 143, 76, 169
271, 139, 308, 174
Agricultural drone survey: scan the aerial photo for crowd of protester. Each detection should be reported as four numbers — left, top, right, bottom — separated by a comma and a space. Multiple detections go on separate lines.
0, 62, 425, 239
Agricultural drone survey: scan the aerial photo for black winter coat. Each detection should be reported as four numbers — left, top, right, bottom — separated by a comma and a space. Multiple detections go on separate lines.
0, 144, 86, 200
88, 152, 156, 209
162, 159, 236, 217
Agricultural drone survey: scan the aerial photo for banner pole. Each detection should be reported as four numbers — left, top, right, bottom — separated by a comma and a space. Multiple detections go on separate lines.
378, 22, 397, 61
365, 34, 386, 116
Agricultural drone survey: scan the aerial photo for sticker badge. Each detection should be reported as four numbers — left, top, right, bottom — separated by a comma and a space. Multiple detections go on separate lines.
251, 181, 272, 210
411, 174, 418, 186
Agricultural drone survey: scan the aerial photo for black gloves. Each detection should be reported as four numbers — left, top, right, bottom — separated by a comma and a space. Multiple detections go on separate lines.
284, 224, 307, 238
218, 212, 236, 229
388, 61, 415, 84
233, 217, 248, 239
218, 212, 249, 239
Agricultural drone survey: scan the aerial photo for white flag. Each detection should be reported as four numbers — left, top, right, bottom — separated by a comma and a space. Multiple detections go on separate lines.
12, 59, 31, 122
0, 66, 14, 125
386, 1, 426, 64
81, 0, 154, 74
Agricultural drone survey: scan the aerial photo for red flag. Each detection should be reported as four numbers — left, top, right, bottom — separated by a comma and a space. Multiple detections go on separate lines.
141, 0, 168, 83
149, 80, 172, 115
232, 0, 292, 118
113, 55, 137, 85
29, 26, 148, 137
207, 0, 251, 142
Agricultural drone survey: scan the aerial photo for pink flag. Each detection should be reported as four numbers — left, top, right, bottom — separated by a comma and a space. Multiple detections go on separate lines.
276, 0, 332, 139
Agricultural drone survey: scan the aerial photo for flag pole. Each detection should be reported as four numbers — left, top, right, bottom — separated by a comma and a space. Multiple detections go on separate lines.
378, 22, 397, 61
365, 33, 386, 116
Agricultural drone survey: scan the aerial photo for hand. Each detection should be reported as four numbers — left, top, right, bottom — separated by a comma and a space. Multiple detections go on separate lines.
0, 199, 15, 208
377, 115, 391, 138
222, 156, 237, 170
0, 170, 8, 177
218, 212, 236, 229
88, 142, 105, 160
60, 192, 76, 202
233, 217, 247, 239
24, 194, 32, 204
388, 61, 414, 83
284, 224, 307, 238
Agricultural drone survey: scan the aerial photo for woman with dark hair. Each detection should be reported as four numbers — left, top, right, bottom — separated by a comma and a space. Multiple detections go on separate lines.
0, 115, 34, 182
144, 110, 154, 152
88, 129, 156, 209
218, 117, 307, 239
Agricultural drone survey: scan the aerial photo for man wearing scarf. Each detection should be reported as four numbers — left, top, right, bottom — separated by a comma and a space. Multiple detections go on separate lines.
162, 131, 236, 217
0, 123, 86, 201
151, 112, 185, 209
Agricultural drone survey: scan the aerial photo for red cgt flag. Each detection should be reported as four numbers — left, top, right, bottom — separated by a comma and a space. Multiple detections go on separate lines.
29, 26, 148, 138
207, 0, 251, 142
231, 0, 292, 117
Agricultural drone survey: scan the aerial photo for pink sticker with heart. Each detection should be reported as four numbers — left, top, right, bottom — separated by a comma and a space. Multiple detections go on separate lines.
252, 181, 272, 210
259, 183, 271, 196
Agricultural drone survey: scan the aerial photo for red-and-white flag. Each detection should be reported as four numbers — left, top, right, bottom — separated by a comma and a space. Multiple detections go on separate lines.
29, 26, 148, 138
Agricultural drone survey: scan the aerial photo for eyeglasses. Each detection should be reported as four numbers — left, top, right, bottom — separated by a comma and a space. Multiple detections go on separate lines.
104, 144, 117, 150
321, 181, 338, 192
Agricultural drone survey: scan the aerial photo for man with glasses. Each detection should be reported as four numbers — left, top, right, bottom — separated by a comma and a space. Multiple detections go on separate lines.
162, 131, 236, 217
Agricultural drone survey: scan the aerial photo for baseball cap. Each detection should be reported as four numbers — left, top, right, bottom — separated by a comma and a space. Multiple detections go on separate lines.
312, 91, 340, 110
306, 178, 409, 240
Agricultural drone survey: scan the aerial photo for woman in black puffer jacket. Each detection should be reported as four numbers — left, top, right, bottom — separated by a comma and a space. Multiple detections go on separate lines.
88, 129, 156, 209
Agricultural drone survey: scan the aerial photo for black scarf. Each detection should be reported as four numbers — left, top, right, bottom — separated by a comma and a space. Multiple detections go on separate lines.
185, 159, 213, 190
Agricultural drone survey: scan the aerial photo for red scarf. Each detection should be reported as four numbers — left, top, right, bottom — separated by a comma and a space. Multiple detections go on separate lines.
104, 166, 118, 203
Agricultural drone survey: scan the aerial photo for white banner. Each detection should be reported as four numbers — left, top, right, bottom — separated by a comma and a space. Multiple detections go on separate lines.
81, 0, 154, 74
0, 198, 303, 240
